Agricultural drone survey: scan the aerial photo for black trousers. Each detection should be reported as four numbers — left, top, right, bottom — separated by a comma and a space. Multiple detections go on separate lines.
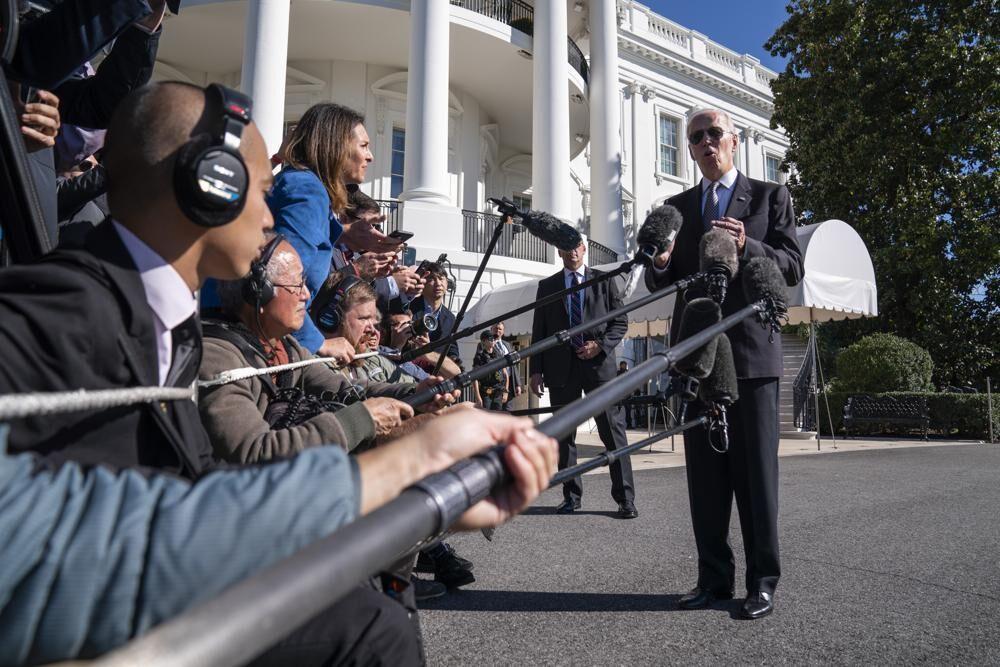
549, 364, 635, 506
249, 586, 421, 666
683, 378, 780, 596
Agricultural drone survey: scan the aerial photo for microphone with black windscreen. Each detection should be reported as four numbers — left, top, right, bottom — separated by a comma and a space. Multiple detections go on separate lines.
698, 334, 738, 406
742, 256, 788, 335
636, 204, 683, 266
698, 228, 739, 304
698, 334, 738, 454
673, 297, 722, 380
488, 197, 583, 252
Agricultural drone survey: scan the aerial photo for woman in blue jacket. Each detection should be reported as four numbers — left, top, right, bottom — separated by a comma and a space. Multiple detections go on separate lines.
268, 103, 373, 356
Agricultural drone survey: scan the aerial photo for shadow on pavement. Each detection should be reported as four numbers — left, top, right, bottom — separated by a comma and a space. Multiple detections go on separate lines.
422, 590, 687, 613
521, 506, 622, 518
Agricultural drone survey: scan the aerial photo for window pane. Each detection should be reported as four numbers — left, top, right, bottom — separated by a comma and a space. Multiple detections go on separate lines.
766, 155, 781, 183
658, 115, 678, 176
391, 128, 406, 198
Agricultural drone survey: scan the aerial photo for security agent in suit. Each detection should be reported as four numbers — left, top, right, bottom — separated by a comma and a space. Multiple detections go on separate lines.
491, 320, 522, 411
530, 241, 638, 519
645, 108, 803, 619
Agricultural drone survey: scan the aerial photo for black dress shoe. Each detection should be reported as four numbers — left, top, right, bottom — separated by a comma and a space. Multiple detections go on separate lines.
677, 586, 734, 610
556, 499, 581, 514
617, 501, 639, 519
741, 591, 774, 619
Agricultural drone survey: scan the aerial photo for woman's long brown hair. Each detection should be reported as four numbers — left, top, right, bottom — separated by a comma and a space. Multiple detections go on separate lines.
283, 103, 365, 216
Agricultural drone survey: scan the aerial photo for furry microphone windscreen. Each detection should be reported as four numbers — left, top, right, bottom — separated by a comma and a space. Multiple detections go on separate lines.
698, 334, 739, 405
674, 297, 722, 379
742, 257, 788, 312
699, 228, 739, 281
519, 210, 583, 251
637, 204, 683, 253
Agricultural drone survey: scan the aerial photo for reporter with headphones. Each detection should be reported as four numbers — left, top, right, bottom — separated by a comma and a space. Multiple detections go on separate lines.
198, 234, 415, 463
0, 81, 558, 665
0, 80, 271, 476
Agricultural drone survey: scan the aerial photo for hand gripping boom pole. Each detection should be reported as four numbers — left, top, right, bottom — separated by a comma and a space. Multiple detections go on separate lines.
98, 260, 786, 667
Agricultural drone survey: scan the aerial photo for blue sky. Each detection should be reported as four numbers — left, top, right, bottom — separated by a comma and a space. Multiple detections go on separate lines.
644, 1, 792, 72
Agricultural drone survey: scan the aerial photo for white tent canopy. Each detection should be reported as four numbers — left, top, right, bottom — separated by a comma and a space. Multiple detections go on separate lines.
785, 219, 877, 324
462, 218, 877, 336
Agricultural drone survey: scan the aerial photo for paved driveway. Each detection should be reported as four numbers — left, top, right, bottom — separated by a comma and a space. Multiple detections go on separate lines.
421, 444, 1000, 665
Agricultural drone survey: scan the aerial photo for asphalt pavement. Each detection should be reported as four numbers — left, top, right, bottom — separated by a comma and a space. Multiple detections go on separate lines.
419, 443, 1000, 665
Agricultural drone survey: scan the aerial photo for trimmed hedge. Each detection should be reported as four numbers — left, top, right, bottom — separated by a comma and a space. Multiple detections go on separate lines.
816, 391, 999, 440
835, 333, 933, 393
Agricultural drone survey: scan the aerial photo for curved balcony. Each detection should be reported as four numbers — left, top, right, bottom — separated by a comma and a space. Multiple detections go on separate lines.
450, 0, 590, 86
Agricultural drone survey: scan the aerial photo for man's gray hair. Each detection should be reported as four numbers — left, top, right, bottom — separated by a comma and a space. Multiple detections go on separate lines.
217, 236, 297, 317
688, 108, 737, 134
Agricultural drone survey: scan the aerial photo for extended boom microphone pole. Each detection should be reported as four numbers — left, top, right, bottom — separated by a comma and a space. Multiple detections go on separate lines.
100, 258, 787, 667
400, 254, 653, 363
403, 271, 705, 408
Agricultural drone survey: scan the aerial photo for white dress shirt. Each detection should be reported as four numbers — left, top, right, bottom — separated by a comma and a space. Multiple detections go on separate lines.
113, 221, 197, 386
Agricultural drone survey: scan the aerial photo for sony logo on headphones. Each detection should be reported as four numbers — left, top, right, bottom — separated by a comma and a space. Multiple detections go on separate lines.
213, 164, 236, 178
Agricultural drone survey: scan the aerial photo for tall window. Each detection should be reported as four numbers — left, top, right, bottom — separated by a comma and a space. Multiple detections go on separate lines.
658, 114, 679, 176
766, 154, 782, 183
512, 194, 531, 211
390, 128, 405, 198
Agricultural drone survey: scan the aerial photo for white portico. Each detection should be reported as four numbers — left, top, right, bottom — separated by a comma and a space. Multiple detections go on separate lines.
156, 0, 786, 305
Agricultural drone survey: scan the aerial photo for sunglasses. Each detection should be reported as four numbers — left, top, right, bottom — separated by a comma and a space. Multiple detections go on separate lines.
688, 127, 733, 144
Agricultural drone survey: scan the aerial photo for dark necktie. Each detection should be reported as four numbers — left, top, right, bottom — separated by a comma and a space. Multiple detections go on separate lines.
569, 273, 584, 348
165, 315, 202, 388
703, 180, 720, 231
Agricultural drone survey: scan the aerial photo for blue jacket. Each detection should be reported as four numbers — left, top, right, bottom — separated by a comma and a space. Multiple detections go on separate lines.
268, 168, 344, 353
0, 426, 360, 664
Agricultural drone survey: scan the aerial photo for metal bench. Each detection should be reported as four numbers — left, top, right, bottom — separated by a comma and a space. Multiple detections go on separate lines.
843, 394, 929, 440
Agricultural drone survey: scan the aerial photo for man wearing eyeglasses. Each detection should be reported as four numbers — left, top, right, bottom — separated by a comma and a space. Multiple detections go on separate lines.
645, 108, 803, 620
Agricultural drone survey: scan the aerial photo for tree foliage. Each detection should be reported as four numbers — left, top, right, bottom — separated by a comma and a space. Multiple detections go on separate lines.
835, 333, 934, 392
766, 0, 999, 385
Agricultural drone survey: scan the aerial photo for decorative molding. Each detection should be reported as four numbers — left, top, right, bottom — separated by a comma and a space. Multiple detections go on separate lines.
619, 35, 775, 113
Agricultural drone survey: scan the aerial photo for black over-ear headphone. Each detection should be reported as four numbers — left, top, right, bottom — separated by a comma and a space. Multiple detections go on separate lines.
316, 275, 363, 334
243, 233, 285, 308
174, 83, 253, 227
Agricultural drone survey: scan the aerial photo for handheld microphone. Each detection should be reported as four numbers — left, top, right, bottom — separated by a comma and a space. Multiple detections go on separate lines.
698, 229, 739, 303
636, 204, 683, 262
673, 297, 722, 379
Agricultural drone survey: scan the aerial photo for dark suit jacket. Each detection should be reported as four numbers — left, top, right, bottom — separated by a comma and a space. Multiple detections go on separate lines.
494, 337, 522, 394
409, 296, 462, 369
9, 0, 153, 90
0, 221, 216, 478
645, 172, 803, 379
55, 24, 162, 129
530, 267, 627, 387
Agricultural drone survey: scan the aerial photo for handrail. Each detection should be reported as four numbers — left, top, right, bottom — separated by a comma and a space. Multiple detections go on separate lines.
587, 238, 619, 266
450, 0, 590, 85
462, 209, 551, 263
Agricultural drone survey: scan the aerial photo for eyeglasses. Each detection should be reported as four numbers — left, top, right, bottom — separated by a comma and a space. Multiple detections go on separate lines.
273, 278, 307, 296
688, 126, 734, 145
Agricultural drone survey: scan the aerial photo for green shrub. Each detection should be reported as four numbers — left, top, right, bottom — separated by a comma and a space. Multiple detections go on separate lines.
835, 334, 933, 393
816, 391, 999, 440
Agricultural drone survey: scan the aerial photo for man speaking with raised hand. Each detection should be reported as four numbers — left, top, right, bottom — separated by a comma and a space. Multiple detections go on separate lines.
645, 107, 802, 619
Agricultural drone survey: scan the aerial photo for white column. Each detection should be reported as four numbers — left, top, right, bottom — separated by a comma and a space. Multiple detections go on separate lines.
589, 0, 625, 256
239, 0, 290, 157
531, 2, 571, 223
400, 0, 451, 205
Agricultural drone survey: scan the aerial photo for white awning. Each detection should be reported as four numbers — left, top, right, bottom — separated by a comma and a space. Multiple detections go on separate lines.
785, 219, 877, 324
463, 218, 877, 336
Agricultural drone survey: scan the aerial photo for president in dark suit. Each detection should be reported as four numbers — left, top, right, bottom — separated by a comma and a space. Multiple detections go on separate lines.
530, 241, 637, 519
645, 108, 803, 619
